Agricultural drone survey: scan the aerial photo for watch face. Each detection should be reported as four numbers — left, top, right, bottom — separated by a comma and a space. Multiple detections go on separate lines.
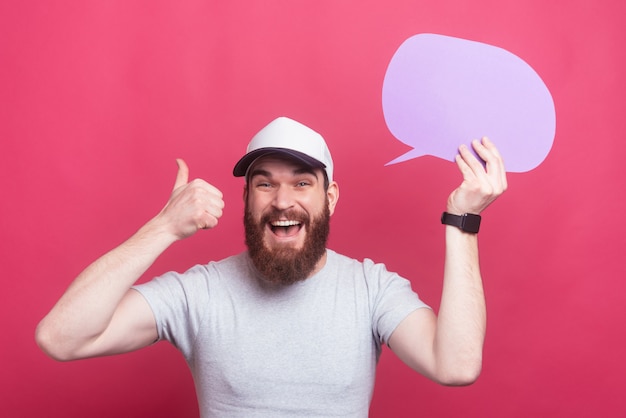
462, 214, 481, 233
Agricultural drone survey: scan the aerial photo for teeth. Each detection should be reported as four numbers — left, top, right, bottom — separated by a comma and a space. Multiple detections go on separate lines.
271, 220, 301, 227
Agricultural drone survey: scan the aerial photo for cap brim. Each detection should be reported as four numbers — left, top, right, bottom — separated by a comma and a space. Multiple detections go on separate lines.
233, 147, 326, 177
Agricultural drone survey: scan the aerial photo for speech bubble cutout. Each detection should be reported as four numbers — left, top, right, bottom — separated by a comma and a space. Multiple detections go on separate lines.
382, 33, 556, 172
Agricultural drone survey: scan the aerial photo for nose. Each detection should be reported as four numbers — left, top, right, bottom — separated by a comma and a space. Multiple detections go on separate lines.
272, 185, 295, 210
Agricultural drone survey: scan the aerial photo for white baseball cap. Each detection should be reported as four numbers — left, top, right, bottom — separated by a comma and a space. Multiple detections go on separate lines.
233, 116, 334, 181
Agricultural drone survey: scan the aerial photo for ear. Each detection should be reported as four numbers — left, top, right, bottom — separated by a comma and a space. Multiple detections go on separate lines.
326, 181, 339, 216
242, 184, 248, 203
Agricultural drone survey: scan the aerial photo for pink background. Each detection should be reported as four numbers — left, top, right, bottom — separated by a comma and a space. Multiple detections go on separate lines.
2, 1, 625, 417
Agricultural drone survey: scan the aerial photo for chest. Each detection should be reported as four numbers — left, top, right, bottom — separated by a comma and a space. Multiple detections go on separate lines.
189, 281, 378, 410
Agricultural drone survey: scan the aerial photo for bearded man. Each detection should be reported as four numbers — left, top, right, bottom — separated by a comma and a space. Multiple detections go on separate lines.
36, 117, 507, 417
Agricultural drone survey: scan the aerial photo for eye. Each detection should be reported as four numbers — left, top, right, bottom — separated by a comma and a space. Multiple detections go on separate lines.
253, 181, 272, 189
296, 181, 311, 187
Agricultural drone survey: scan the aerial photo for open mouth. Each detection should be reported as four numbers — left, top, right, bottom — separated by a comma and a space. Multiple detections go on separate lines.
269, 220, 303, 238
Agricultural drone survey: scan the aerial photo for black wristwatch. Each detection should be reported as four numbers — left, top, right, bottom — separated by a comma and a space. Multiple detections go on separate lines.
441, 212, 481, 233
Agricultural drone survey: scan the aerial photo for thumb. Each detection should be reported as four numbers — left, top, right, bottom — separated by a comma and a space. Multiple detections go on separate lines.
173, 158, 189, 190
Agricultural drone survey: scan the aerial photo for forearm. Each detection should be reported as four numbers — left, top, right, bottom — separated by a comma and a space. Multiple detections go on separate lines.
433, 225, 486, 384
37, 160, 225, 360
36, 216, 176, 359
389, 138, 505, 384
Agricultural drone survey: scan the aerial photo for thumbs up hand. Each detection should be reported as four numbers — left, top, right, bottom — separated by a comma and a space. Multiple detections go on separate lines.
158, 159, 225, 240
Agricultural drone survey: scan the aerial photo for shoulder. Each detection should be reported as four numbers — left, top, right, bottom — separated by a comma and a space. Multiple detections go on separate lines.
327, 250, 424, 308
137, 252, 250, 292
177, 251, 251, 277
325, 250, 407, 297
201, 252, 251, 275
326, 249, 395, 277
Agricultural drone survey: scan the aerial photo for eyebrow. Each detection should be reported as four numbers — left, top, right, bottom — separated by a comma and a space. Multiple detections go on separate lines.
248, 166, 320, 181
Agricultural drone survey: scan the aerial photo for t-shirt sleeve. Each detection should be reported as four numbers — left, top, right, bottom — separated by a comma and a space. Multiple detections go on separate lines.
363, 258, 431, 345
132, 265, 209, 359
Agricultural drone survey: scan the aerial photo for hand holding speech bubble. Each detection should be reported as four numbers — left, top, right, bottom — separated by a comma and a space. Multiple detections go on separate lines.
382, 33, 556, 173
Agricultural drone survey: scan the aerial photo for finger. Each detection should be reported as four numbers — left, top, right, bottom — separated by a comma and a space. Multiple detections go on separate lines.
199, 212, 220, 230
173, 158, 189, 191
185, 179, 225, 204
470, 139, 501, 181
455, 152, 475, 181
481, 137, 500, 156
204, 181, 224, 200
470, 138, 494, 163
479, 137, 508, 189
459, 143, 486, 178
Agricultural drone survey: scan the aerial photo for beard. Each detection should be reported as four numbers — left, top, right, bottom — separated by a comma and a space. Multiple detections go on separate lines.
244, 199, 330, 286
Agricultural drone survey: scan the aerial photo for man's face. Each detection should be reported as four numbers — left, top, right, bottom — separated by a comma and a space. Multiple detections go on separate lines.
243, 155, 339, 285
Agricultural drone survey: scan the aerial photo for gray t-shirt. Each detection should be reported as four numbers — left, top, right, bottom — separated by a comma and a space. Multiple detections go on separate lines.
134, 249, 429, 417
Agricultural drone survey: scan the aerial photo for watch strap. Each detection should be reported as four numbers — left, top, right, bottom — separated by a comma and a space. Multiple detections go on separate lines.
441, 212, 481, 233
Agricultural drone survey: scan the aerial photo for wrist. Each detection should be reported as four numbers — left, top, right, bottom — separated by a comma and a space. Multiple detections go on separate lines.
441, 212, 481, 234
141, 215, 181, 245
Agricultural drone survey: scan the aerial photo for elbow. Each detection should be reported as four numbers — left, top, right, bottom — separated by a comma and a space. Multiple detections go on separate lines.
436, 359, 482, 387
35, 321, 77, 362
439, 369, 481, 387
